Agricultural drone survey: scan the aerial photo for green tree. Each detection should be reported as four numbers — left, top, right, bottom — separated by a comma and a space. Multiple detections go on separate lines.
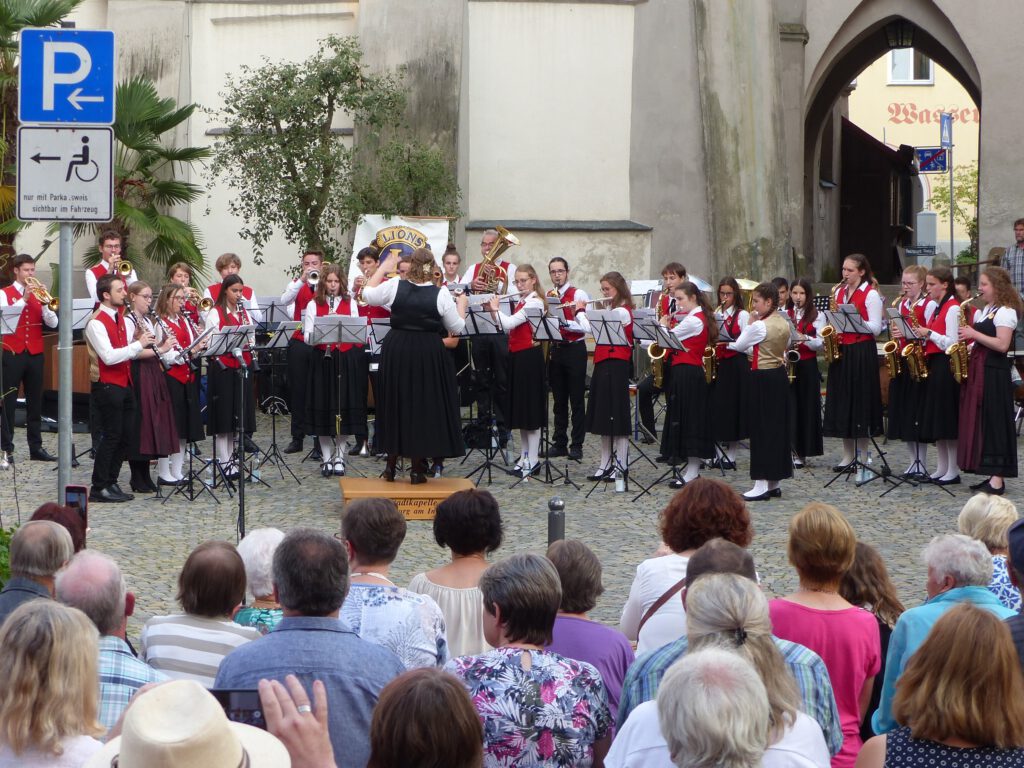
208, 35, 460, 267
929, 161, 978, 263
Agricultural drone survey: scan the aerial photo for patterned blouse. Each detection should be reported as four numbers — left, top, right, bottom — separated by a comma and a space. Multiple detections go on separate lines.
990, 555, 1022, 613
445, 647, 612, 767
884, 726, 1024, 767
341, 583, 449, 669
234, 606, 284, 635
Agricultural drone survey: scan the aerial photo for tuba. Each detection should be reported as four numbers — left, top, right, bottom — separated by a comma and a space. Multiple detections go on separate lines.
946, 294, 978, 384
647, 286, 670, 388
479, 226, 519, 293
820, 282, 844, 364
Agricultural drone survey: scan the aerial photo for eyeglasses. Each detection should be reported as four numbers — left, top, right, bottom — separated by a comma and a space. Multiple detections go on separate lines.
549, 268, 567, 275
138, 294, 153, 300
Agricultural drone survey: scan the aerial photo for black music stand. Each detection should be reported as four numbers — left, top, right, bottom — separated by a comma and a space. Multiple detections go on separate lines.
0, 307, 21, 469
584, 311, 633, 498
253, 320, 300, 483
367, 317, 392, 461
462, 306, 512, 486
632, 324, 689, 501
630, 311, 662, 445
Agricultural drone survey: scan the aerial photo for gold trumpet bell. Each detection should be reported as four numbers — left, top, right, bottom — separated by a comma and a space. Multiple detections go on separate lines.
116, 260, 133, 276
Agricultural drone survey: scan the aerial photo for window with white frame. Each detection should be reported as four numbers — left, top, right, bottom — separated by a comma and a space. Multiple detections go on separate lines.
888, 49, 934, 85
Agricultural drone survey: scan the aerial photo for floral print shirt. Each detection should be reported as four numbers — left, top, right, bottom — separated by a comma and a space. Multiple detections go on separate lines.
990, 555, 1022, 613
446, 646, 612, 767
341, 583, 449, 669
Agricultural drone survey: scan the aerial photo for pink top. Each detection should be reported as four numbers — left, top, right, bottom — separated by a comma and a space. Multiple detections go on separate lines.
769, 599, 880, 768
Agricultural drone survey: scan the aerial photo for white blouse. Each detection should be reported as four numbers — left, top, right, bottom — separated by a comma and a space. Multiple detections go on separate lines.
496, 293, 544, 332
670, 308, 704, 342
791, 307, 825, 351
838, 282, 884, 335
361, 277, 466, 335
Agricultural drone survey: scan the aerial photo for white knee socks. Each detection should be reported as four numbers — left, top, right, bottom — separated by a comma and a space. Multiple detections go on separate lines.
520, 429, 541, 469
318, 436, 335, 464
613, 436, 629, 471
159, 439, 187, 481
683, 457, 701, 482
215, 434, 233, 466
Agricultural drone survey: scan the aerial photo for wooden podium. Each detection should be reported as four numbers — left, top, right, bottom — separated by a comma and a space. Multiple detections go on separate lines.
339, 476, 475, 521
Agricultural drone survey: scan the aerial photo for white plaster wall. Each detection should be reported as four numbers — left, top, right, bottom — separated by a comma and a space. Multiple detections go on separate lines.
466, 2, 634, 221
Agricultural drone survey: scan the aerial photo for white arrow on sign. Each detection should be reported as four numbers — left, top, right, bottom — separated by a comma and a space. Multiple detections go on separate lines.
67, 87, 104, 111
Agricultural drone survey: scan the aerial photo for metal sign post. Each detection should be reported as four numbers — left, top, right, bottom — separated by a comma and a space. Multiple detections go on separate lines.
940, 112, 954, 262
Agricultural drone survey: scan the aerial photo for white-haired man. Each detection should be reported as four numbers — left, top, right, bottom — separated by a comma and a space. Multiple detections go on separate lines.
872, 533, 1017, 734
56, 550, 166, 731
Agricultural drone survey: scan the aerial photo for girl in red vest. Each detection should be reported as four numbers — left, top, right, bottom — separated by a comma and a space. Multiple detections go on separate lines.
913, 266, 963, 484
489, 265, 547, 478
712, 276, 750, 469
788, 277, 825, 467
303, 264, 367, 477
659, 281, 717, 487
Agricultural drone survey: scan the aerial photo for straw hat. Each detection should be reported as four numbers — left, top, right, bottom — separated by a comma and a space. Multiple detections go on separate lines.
86, 680, 290, 768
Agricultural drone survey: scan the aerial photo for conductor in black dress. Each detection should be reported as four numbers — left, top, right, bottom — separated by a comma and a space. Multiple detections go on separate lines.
362, 248, 469, 484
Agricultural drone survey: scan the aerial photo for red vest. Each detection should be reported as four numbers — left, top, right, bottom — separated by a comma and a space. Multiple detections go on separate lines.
93, 310, 132, 386
1, 285, 44, 355
358, 304, 390, 321
182, 299, 200, 327
838, 283, 875, 344
163, 315, 194, 385
671, 310, 708, 367
290, 284, 316, 341
925, 296, 958, 356
594, 307, 634, 364
894, 297, 928, 351
508, 300, 535, 353
717, 308, 743, 360
216, 306, 253, 369
556, 286, 585, 342
314, 299, 360, 352
788, 308, 819, 361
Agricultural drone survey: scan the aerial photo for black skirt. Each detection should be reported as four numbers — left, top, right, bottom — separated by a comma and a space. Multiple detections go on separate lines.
585, 358, 631, 437
918, 353, 959, 442
959, 349, 1017, 476
206, 362, 256, 436
508, 345, 546, 430
165, 374, 203, 443
305, 347, 369, 437
712, 354, 749, 442
660, 363, 714, 459
378, 329, 464, 458
790, 357, 823, 458
749, 367, 793, 481
885, 364, 926, 442
822, 339, 883, 438
129, 358, 178, 459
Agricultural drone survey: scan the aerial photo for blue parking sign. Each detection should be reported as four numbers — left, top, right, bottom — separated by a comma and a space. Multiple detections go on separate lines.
19, 29, 115, 125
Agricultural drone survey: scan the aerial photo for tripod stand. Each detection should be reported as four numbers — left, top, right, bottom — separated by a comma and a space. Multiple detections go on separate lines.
462, 308, 512, 485
254, 323, 299, 483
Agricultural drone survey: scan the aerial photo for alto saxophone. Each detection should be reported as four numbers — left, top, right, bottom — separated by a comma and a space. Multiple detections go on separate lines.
900, 297, 928, 382
820, 282, 844, 364
882, 295, 902, 378
946, 294, 978, 384
648, 287, 669, 388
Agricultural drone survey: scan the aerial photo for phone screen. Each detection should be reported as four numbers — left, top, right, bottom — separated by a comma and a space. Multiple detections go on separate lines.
64, 484, 88, 528
210, 689, 267, 730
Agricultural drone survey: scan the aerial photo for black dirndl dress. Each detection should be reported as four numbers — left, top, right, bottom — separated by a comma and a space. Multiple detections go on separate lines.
305, 345, 369, 437
712, 353, 749, 442
508, 345, 546, 430
790, 356, 823, 458
585, 358, 631, 437
958, 315, 1017, 476
660, 363, 714, 460
165, 372, 203, 443
206, 357, 256, 436
885, 362, 925, 442
823, 338, 883, 438
918, 352, 959, 442
750, 366, 793, 481
377, 281, 464, 458
128, 356, 178, 460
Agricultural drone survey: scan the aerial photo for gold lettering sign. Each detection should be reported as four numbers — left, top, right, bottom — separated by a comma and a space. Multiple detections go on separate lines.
374, 225, 429, 256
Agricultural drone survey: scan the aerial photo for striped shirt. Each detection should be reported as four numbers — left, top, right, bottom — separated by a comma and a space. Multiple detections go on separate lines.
97, 635, 168, 730
1005, 241, 1024, 297
140, 613, 261, 688
617, 633, 843, 757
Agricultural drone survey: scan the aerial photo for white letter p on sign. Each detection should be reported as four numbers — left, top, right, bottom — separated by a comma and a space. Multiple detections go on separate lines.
42, 41, 91, 111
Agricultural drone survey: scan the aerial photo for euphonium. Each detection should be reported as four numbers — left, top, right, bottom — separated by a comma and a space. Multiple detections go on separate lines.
820, 282, 844, 364
648, 286, 670, 389
946, 294, 978, 384
900, 298, 928, 382
479, 226, 519, 293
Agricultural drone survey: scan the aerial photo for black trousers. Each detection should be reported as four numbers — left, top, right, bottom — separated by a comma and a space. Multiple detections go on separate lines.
91, 382, 136, 490
0, 350, 44, 453
470, 334, 509, 426
287, 338, 313, 440
548, 341, 587, 449
637, 366, 671, 437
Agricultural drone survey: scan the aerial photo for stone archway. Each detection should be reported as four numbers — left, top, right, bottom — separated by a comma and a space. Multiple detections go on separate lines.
801, 0, 981, 280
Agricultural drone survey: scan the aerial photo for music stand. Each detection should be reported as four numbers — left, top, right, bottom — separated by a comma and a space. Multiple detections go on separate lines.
583, 310, 634, 498
632, 324, 690, 500
367, 318, 392, 459
629, 311, 664, 445
253, 321, 301, 482
462, 306, 513, 485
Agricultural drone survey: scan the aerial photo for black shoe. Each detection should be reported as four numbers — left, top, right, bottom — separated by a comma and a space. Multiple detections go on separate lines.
158, 477, 185, 487
587, 468, 611, 481
311, 445, 323, 461
769, 488, 782, 498
640, 434, 656, 445
349, 440, 366, 456
410, 471, 427, 485
321, 462, 332, 478
934, 475, 961, 486
832, 462, 853, 473
284, 439, 303, 454
969, 478, 990, 491
743, 490, 772, 502
544, 446, 568, 458
976, 480, 1006, 495
130, 480, 155, 494
709, 457, 737, 471
669, 478, 686, 489
244, 436, 260, 454
568, 446, 583, 461
89, 486, 128, 503
29, 448, 57, 462
110, 483, 135, 501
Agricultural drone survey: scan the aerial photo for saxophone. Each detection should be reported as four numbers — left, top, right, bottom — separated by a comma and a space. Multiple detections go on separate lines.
900, 297, 928, 382
820, 282, 844, 364
648, 286, 669, 388
882, 295, 902, 378
702, 342, 717, 384
946, 294, 978, 384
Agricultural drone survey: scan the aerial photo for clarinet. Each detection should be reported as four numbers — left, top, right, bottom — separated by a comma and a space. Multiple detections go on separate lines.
143, 310, 172, 372
155, 311, 189, 368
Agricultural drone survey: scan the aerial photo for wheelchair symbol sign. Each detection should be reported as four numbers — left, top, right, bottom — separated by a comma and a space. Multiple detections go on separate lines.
16, 126, 113, 222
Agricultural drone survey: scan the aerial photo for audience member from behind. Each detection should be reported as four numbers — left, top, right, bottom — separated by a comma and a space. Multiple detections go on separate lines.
1005, 519, 1024, 671
86, 679, 290, 768
658, 648, 770, 768
545, 539, 634, 722
769, 503, 879, 768
617, 538, 842, 757
609, 574, 830, 768
30, 502, 87, 552
341, 498, 448, 668
55, 551, 167, 732
140, 540, 261, 687
234, 527, 287, 635
958, 494, 1021, 610
838, 542, 905, 743
0, 520, 73, 626
0, 601, 105, 767
368, 668, 483, 768
215, 527, 404, 768
620, 478, 753, 653
872, 533, 1015, 734
856, 604, 1024, 768
446, 554, 612, 767
408, 488, 503, 657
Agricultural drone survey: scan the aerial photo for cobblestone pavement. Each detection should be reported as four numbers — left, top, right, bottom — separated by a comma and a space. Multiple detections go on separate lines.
1, 413, 1016, 639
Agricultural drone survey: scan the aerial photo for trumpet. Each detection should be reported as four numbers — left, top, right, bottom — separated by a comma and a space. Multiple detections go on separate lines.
115, 260, 133, 277
187, 287, 214, 312
24, 276, 58, 311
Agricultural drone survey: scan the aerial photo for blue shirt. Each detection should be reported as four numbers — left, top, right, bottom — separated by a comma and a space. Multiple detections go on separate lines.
872, 586, 1017, 735
97, 635, 167, 731
213, 615, 404, 768
0, 576, 50, 628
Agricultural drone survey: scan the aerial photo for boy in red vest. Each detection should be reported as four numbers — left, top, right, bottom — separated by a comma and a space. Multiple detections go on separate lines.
86, 230, 137, 304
